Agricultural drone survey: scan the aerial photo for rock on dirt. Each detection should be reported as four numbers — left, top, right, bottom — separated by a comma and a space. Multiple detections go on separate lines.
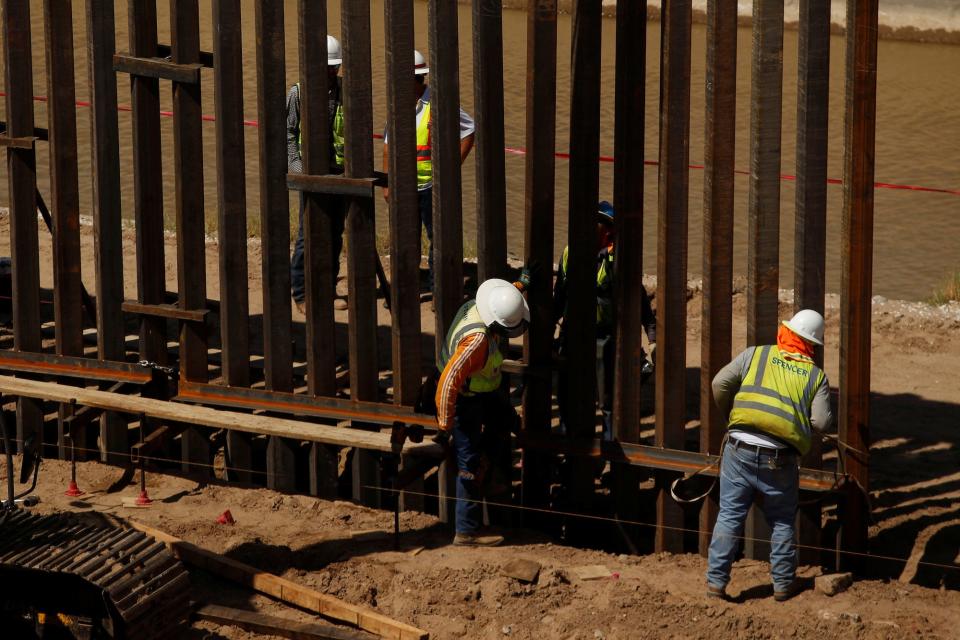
501, 559, 541, 583
816, 572, 853, 596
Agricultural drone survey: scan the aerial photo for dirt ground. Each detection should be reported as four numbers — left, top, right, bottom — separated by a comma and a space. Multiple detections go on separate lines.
0, 216, 959, 638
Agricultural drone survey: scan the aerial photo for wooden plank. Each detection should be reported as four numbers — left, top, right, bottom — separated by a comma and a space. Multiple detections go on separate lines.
427, 0, 465, 357
44, 0, 85, 460
2, 0, 44, 457
794, 0, 831, 565
611, 0, 647, 548
128, 1, 168, 375
287, 173, 379, 198
297, 0, 339, 500
564, 0, 603, 529
212, 0, 251, 483
655, 0, 691, 554
254, 0, 295, 491
520, 0, 557, 517
85, 0, 128, 464
0, 376, 443, 457
473, 0, 507, 282
342, 0, 381, 507
195, 604, 372, 640
839, 0, 878, 571
170, 0, 210, 476
0, 122, 48, 141
112, 54, 202, 84
698, 0, 736, 556
743, 0, 784, 561
129, 521, 429, 640
746, 0, 784, 348
121, 301, 208, 323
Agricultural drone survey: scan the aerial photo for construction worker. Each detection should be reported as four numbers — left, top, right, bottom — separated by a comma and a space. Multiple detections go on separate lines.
553, 201, 656, 439
382, 49, 475, 300
289, 35, 347, 313
706, 309, 833, 602
434, 274, 531, 546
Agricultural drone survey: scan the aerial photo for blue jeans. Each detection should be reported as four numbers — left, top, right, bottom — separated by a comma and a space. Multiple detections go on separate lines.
452, 392, 513, 534
291, 193, 346, 303
418, 188, 433, 292
707, 438, 800, 592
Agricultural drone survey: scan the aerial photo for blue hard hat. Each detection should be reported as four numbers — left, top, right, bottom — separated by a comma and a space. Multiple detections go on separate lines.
597, 200, 615, 223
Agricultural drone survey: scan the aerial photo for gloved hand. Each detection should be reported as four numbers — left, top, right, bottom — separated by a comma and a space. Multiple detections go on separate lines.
518, 260, 542, 291
432, 429, 451, 449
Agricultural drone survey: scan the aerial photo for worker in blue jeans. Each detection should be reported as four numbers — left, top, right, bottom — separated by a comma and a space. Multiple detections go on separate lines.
706, 310, 833, 602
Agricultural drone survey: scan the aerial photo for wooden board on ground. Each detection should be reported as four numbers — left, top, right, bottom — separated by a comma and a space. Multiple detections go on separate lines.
195, 604, 374, 640
130, 520, 429, 640
570, 565, 612, 581
501, 559, 541, 584
0, 376, 441, 458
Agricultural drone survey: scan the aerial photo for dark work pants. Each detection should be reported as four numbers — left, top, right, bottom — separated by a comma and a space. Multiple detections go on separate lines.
291, 193, 347, 303
451, 392, 514, 534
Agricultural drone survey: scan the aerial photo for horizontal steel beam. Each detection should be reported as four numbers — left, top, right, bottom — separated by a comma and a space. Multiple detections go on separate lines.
176, 380, 438, 430
0, 351, 152, 385
286, 172, 388, 198
523, 436, 839, 492
121, 301, 208, 323
113, 54, 202, 84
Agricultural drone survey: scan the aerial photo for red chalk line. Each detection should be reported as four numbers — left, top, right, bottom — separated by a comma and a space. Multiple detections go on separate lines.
8, 92, 959, 198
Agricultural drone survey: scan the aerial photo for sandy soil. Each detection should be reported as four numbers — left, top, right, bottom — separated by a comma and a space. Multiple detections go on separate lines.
0, 216, 958, 638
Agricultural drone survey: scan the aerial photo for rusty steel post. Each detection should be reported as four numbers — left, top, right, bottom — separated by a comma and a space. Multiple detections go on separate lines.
298, 0, 340, 499
795, 0, 831, 565
655, 0, 692, 554
128, 1, 168, 373
44, 0, 84, 460
85, 0, 128, 463
473, 0, 508, 282
839, 0, 878, 571
2, 0, 43, 456
254, 0, 296, 491
564, 0, 603, 533
384, 0, 425, 511
698, 0, 736, 557
213, 0, 252, 483
427, 0, 465, 358
342, 0, 382, 507
520, 0, 557, 519
170, 0, 210, 476
611, 0, 647, 548
744, 0, 784, 560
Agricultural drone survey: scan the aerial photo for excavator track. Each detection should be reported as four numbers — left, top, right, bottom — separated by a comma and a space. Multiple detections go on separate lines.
0, 509, 190, 639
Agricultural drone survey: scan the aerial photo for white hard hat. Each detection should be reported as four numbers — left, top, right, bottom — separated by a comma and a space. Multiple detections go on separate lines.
476, 278, 530, 338
414, 49, 429, 76
327, 35, 342, 66
783, 309, 825, 346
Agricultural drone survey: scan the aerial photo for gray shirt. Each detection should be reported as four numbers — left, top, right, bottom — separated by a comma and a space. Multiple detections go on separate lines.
712, 346, 834, 436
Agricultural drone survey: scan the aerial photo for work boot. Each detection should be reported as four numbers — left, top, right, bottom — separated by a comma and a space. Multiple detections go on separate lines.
705, 584, 728, 600
774, 579, 803, 602
453, 532, 504, 547
334, 297, 348, 311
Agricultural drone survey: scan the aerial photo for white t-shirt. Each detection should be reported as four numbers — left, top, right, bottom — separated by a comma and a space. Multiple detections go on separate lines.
729, 429, 788, 450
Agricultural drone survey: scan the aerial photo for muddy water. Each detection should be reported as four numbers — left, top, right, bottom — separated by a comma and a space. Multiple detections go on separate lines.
2, 1, 958, 301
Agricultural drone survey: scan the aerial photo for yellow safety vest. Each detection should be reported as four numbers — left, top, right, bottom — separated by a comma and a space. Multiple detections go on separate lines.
559, 245, 615, 330
437, 301, 503, 395
727, 345, 825, 455
416, 101, 432, 187
296, 83, 345, 167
